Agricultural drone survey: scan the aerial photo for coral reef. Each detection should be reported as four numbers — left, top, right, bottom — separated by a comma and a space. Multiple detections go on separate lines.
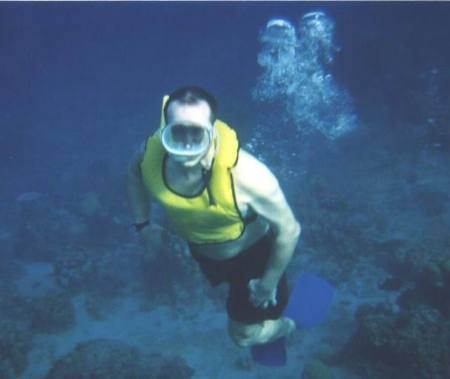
11, 192, 128, 262
44, 339, 194, 379
336, 304, 450, 379
84, 291, 116, 320
378, 238, 450, 318
414, 185, 448, 217
13, 193, 87, 261
155, 356, 196, 379
53, 245, 136, 295
29, 291, 75, 333
0, 320, 32, 379
53, 248, 97, 291
0, 291, 32, 324
138, 226, 208, 310
303, 359, 335, 379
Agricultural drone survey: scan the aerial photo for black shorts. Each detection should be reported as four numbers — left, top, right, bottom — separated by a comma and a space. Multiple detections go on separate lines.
189, 233, 289, 324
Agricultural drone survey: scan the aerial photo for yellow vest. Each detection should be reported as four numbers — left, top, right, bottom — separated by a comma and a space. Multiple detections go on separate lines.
140, 105, 244, 244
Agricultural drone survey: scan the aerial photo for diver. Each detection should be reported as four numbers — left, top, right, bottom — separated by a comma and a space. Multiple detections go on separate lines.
127, 86, 300, 348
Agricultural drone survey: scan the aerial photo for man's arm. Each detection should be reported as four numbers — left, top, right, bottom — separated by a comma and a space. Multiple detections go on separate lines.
233, 149, 301, 304
127, 142, 150, 224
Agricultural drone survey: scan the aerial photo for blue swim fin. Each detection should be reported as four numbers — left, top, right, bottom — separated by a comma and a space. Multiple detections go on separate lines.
251, 272, 335, 366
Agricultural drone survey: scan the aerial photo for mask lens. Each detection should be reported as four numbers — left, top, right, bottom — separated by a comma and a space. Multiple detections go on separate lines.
171, 125, 206, 144
162, 124, 211, 156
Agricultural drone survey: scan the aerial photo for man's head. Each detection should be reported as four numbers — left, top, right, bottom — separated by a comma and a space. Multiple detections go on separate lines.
163, 86, 217, 125
161, 86, 218, 166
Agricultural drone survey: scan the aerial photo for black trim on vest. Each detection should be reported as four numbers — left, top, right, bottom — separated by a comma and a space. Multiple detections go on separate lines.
202, 165, 216, 206
230, 171, 246, 239
144, 136, 150, 154
229, 137, 246, 238
206, 185, 216, 206
229, 171, 244, 222
232, 135, 240, 168
230, 138, 243, 217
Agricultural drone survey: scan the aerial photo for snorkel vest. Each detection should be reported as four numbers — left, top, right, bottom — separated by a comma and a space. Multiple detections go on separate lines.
140, 96, 244, 244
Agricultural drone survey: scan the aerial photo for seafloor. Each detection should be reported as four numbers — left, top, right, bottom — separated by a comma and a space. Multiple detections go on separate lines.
2, 2, 450, 378
1, 120, 449, 378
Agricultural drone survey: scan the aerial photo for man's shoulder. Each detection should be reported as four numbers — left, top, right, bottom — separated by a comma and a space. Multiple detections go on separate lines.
233, 149, 279, 195
235, 149, 274, 176
236, 149, 261, 169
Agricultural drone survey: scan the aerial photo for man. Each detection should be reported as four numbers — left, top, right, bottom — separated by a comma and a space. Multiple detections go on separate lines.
127, 86, 300, 347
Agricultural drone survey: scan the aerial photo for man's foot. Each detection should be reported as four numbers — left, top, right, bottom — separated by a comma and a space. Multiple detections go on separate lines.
258, 317, 296, 345
229, 317, 296, 347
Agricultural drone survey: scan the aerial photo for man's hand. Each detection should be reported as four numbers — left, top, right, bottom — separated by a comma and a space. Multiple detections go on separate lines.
248, 278, 277, 309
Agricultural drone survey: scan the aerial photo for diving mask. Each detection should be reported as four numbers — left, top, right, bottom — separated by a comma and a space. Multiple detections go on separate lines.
161, 122, 213, 157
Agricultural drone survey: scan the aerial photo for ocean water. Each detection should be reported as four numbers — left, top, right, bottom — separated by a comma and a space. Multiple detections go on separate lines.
1, 2, 450, 379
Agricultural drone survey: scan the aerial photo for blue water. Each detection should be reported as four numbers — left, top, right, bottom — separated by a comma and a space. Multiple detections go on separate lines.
2, 2, 449, 198
1, 2, 450, 379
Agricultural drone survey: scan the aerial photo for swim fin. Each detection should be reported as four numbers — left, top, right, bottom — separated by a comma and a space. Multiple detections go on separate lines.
251, 272, 335, 366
